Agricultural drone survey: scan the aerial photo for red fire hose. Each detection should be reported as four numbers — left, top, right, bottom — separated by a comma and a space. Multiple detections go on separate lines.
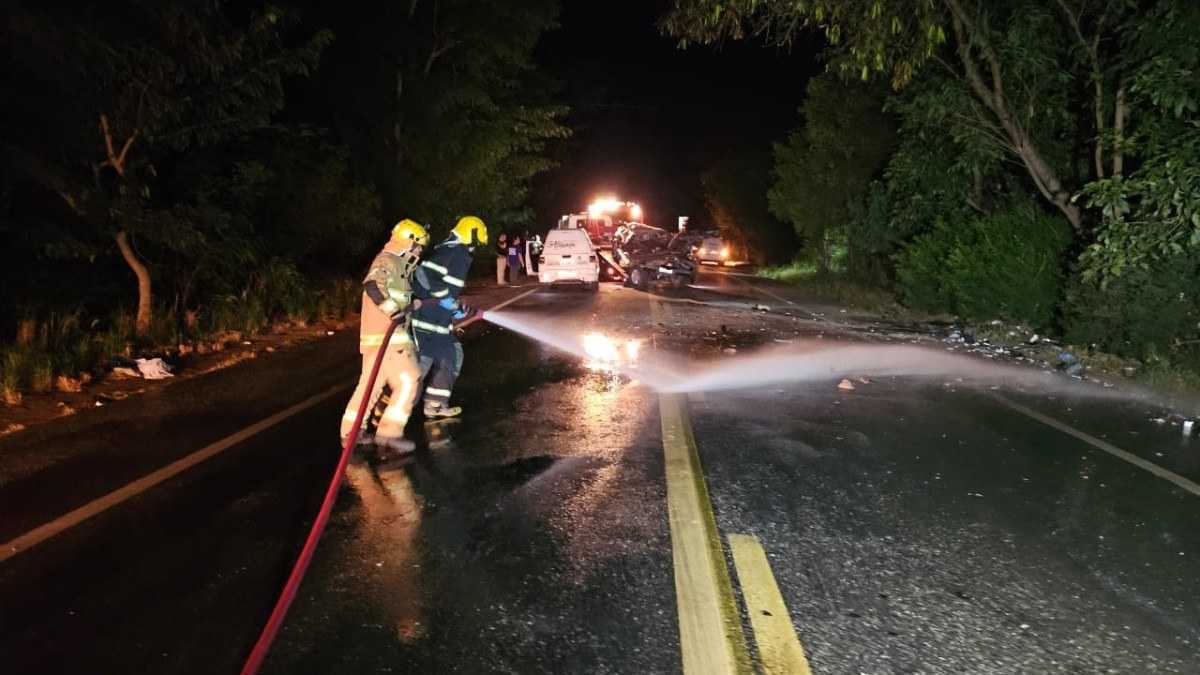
239, 318, 400, 675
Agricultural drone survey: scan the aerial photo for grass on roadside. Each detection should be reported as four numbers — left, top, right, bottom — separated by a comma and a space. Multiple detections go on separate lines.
0, 275, 362, 402
758, 262, 898, 314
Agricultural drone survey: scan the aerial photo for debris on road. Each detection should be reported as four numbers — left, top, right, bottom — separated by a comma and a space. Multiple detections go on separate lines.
136, 358, 175, 380
752, 303, 771, 312
838, 378, 856, 391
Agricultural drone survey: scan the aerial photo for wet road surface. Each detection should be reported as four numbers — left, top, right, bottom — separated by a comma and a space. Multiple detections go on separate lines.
1, 268, 1198, 673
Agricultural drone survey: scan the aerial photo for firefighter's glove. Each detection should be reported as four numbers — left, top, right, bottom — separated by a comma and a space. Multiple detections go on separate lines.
378, 298, 406, 321
438, 297, 460, 312
452, 303, 476, 321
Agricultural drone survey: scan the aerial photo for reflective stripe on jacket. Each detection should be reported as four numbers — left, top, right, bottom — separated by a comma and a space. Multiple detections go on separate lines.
413, 240, 474, 330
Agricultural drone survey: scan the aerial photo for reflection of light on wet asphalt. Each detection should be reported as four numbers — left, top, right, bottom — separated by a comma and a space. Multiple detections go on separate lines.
343, 461, 427, 643
552, 371, 661, 583
581, 332, 642, 373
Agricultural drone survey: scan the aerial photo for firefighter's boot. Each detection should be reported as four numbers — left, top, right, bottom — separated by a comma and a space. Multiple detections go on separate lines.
424, 404, 462, 420
375, 435, 416, 458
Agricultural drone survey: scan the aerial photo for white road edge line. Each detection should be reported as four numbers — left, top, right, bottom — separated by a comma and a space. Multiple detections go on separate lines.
2, 286, 541, 565
0, 383, 350, 564
484, 286, 540, 313
993, 394, 1200, 498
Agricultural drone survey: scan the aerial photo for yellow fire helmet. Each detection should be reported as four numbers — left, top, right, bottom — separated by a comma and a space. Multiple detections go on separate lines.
450, 215, 488, 247
391, 218, 430, 247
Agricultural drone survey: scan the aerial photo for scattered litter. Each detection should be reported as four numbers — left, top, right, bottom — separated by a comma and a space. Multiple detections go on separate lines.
837, 379, 856, 391
752, 304, 771, 312
857, 377, 871, 384
241, 340, 252, 346
722, 347, 737, 354
1028, 334, 1040, 344
111, 366, 140, 379
1151, 417, 1167, 424
968, 492, 984, 498
2, 422, 26, 436
135, 358, 174, 380
326, 330, 336, 336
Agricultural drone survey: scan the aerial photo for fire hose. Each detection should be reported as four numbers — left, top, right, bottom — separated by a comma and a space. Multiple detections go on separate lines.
238, 317, 401, 675
240, 290, 526, 672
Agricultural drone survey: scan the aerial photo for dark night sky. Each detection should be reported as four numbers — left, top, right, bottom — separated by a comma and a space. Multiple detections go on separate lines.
531, 0, 821, 229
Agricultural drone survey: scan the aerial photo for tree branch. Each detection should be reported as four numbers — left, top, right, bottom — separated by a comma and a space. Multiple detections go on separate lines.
945, 0, 1083, 229
1054, 0, 1107, 178
98, 113, 139, 177
1112, 81, 1127, 177
424, 39, 460, 76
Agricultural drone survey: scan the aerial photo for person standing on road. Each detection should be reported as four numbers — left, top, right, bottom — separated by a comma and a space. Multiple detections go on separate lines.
340, 219, 429, 455
508, 234, 524, 281
412, 215, 487, 419
494, 232, 509, 286
527, 232, 542, 275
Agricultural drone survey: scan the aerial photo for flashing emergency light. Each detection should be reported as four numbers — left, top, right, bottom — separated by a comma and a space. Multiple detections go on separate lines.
587, 197, 642, 220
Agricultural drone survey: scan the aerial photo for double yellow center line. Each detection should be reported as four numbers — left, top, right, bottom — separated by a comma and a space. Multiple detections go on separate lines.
650, 296, 812, 674
660, 392, 812, 675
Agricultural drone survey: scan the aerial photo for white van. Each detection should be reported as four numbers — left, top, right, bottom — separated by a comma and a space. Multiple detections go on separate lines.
538, 228, 599, 289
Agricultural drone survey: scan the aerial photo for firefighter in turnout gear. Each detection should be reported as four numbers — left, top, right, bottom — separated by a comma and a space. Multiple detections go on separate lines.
412, 215, 487, 419
340, 219, 429, 455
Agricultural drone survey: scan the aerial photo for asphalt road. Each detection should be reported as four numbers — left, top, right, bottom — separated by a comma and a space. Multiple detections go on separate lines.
1, 267, 1198, 673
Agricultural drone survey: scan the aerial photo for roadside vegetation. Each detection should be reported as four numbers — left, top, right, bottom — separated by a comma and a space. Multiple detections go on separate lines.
0, 1, 566, 402
758, 261, 898, 314
671, 0, 1200, 385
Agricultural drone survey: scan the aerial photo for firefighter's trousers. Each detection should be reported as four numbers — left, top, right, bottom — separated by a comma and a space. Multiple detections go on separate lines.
341, 346, 420, 443
417, 338, 463, 411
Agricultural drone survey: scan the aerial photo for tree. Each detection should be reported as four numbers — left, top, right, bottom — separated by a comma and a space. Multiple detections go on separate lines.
701, 148, 797, 265
1, 1, 330, 335
303, 0, 569, 236
663, 0, 1144, 232
768, 73, 895, 272
1078, 1, 1200, 281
